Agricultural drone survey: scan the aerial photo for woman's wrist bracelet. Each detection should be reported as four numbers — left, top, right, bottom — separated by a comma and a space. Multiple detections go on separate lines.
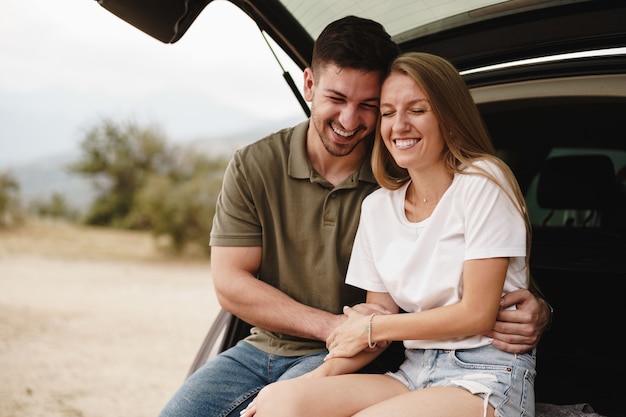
366, 313, 377, 349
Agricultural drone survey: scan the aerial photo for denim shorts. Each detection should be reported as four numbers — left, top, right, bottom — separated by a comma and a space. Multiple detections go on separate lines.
387, 344, 536, 417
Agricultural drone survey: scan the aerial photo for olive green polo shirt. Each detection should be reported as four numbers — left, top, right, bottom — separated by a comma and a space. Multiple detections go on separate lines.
210, 120, 380, 356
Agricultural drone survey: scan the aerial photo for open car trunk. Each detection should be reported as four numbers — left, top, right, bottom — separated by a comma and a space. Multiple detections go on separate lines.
95, 1, 626, 415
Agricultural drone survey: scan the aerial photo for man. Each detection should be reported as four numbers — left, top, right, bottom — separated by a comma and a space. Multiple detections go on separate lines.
159, 15, 550, 417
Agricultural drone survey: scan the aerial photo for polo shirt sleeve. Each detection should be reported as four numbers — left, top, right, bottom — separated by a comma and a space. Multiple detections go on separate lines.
210, 149, 263, 247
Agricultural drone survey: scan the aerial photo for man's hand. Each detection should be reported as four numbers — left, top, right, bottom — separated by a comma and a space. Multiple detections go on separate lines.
349, 302, 392, 316
487, 288, 551, 354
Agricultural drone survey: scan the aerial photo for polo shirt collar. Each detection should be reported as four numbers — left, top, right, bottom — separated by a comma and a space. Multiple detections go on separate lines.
288, 120, 377, 186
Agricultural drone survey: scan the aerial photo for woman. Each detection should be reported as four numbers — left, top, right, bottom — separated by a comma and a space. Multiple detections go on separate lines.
242, 52, 536, 417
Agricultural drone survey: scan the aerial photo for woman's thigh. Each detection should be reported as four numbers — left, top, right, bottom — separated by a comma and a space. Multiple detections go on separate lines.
354, 386, 492, 417
254, 374, 408, 417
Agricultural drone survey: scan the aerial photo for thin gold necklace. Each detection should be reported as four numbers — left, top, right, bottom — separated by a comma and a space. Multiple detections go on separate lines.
412, 174, 453, 211
417, 188, 427, 203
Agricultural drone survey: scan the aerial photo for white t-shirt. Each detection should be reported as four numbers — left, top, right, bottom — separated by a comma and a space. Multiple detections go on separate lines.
346, 159, 527, 350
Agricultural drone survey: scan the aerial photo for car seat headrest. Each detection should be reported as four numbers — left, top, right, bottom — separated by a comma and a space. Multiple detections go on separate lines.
537, 154, 616, 210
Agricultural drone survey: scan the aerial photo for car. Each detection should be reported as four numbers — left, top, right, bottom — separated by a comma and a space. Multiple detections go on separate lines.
95, 1, 626, 415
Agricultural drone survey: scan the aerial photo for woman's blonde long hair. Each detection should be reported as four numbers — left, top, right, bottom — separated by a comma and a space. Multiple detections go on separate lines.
372, 52, 538, 292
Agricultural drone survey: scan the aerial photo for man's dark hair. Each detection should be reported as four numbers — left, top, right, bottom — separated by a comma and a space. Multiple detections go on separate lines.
311, 15, 400, 74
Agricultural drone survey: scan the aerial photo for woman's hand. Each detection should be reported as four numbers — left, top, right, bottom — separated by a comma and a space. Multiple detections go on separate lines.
240, 401, 257, 417
325, 306, 387, 360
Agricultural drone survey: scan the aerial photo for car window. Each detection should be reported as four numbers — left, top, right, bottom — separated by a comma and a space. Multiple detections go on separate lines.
525, 148, 626, 228
279, 0, 549, 40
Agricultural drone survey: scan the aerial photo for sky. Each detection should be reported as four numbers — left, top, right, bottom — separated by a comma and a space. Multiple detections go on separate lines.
0, 0, 306, 167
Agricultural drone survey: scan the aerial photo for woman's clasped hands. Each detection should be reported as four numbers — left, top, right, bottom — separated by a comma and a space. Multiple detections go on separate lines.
325, 305, 389, 361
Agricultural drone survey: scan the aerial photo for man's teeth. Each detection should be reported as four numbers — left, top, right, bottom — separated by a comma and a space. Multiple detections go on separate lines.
333, 127, 356, 137
395, 139, 418, 148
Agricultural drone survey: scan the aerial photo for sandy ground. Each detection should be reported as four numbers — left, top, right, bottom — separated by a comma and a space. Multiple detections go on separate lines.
0, 222, 221, 417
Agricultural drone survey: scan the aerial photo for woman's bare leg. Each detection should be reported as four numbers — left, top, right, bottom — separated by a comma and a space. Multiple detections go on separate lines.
252, 374, 408, 417
354, 386, 494, 417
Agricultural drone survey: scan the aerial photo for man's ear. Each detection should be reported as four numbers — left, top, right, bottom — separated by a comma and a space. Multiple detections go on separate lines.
303, 67, 314, 102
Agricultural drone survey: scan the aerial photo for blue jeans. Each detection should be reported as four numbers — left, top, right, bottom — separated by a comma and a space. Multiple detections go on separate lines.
158, 341, 327, 417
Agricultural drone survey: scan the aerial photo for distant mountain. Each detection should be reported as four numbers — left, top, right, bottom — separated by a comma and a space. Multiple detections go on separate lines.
6, 116, 306, 211
9, 152, 95, 210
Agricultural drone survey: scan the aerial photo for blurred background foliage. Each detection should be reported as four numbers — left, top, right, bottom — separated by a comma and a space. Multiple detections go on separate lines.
1, 118, 230, 257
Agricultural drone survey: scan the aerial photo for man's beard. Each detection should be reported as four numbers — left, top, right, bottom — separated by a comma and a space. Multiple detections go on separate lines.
314, 117, 371, 157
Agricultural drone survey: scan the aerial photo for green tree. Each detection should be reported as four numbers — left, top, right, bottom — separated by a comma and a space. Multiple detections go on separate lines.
67, 118, 229, 256
29, 192, 81, 222
67, 118, 172, 228
130, 151, 227, 254
0, 170, 24, 228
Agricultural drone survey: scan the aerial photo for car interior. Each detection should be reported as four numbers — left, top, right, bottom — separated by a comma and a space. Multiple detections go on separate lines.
481, 93, 626, 416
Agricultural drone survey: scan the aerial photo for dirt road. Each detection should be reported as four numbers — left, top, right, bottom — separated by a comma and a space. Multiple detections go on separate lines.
0, 252, 220, 417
